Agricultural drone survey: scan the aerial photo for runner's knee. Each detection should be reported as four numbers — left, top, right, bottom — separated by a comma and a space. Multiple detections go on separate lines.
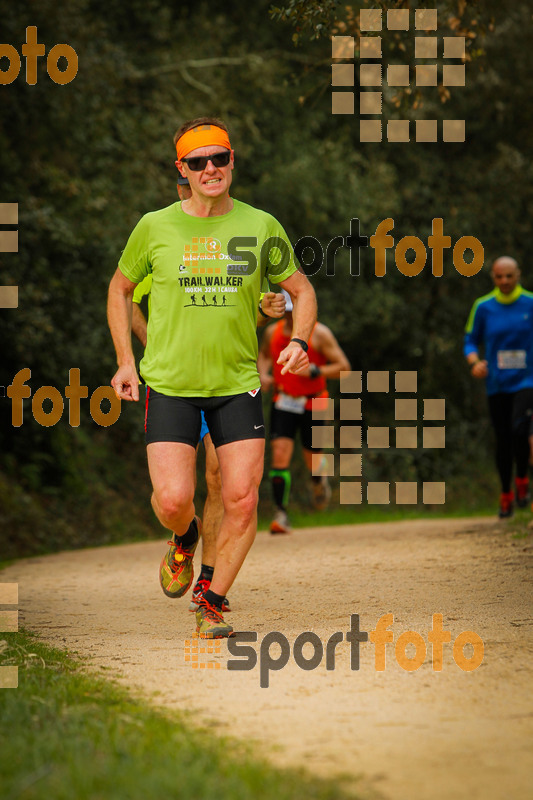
223, 485, 258, 520
153, 487, 193, 522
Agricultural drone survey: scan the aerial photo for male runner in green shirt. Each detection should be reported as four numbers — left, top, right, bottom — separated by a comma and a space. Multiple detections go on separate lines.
132, 271, 286, 614
108, 116, 317, 638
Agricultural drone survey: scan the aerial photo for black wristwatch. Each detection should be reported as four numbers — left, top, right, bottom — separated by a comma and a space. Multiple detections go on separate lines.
309, 363, 321, 378
291, 337, 308, 352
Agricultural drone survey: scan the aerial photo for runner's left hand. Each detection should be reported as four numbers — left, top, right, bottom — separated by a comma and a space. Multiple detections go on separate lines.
277, 341, 309, 375
261, 291, 286, 318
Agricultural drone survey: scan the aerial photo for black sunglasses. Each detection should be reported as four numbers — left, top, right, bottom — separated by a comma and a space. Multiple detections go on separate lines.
181, 150, 231, 171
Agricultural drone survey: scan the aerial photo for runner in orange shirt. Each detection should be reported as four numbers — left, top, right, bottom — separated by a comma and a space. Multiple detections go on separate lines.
258, 292, 350, 533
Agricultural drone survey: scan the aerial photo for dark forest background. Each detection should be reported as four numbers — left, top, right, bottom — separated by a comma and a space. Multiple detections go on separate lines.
1, 0, 532, 557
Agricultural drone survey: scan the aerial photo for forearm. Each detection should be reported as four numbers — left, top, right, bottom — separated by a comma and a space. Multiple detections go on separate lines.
464, 324, 481, 364
132, 303, 148, 348
257, 349, 272, 377
107, 282, 136, 367
291, 286, 317, 343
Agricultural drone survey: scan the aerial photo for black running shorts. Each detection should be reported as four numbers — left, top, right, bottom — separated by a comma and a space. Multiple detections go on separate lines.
145, 388, 265, 447
270, 405, 323, 452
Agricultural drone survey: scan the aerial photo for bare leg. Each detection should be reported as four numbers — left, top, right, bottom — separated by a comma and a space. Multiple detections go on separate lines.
306, 448, 331, 510
270, 437, 294, 528
147, 442, 197, 535
201, 432, 223, 566
271, 436, 294, 470
304, 448, 315, 473
306, 449, 328, 474
209, 438, 265, 596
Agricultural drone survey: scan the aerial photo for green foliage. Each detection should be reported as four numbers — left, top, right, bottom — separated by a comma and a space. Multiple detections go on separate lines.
270, 0, 342, 42
1, 0, 531, 554
0, 422, 158, 559
0, 630, 360, 800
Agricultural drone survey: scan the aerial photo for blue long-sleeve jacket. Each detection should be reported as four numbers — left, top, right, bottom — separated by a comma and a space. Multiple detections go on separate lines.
464, 286, 533, 395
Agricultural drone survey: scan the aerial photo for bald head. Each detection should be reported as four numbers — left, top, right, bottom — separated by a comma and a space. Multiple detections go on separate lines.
492, 256, 518, 272
491, 256, 521, 295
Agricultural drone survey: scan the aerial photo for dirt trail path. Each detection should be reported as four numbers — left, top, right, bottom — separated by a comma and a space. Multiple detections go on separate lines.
2, 517, 532, 800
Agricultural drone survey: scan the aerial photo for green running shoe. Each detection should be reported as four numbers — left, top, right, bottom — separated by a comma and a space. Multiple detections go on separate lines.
195, 596, 234, 639
159, 516, 200, 598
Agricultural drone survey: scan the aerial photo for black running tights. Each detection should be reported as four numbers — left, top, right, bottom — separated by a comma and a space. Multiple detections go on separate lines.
487, 389, 533, 492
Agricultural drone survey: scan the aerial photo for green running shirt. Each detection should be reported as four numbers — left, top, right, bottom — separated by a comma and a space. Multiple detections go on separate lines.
119, 199, 297, 396
132, 274, 152, 307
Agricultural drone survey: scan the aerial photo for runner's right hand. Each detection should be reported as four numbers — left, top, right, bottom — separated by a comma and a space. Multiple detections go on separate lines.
471, 359, 488, 379
111, 364, 140, 401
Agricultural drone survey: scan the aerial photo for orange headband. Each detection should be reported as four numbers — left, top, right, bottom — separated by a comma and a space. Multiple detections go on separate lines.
176, 125, 232, 161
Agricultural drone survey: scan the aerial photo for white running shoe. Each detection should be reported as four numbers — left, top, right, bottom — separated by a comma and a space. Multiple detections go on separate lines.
270, 508, 292, 534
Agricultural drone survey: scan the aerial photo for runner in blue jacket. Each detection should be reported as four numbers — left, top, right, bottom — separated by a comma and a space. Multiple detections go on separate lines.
464, 256, 533, 517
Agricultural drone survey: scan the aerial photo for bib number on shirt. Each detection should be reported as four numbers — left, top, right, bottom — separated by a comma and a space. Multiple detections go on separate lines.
275, 393, 307, 414
497, 350, 527, 369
